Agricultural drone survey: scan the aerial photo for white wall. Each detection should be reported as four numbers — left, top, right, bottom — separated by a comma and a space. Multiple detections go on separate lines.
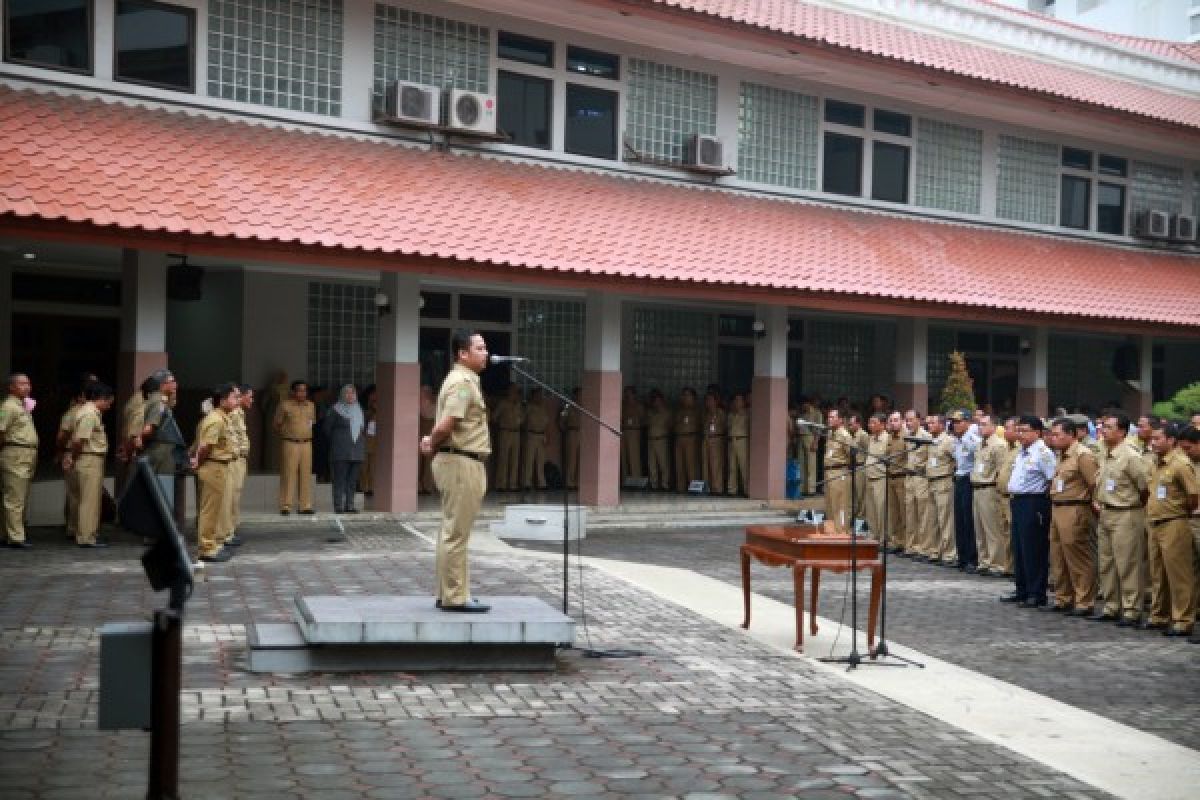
165, 268, 243, 389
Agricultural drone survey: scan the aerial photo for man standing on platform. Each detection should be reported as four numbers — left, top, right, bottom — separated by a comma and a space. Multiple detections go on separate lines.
1002, 416, 1056, 609
0, 373, 38, 549
275, 380, 315, 515
420, 329, 492, 613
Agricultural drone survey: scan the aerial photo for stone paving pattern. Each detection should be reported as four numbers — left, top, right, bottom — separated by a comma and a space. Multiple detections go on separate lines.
516, 526, 1200, 752
0, 517, 1121, 798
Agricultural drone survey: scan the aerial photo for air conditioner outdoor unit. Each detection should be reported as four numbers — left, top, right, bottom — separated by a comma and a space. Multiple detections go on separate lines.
683, 133, 724, 170
1170, 213, 1197, 243
381, 80, 440, 126
445, 89, 496, 134
1133, 209, 1170, 239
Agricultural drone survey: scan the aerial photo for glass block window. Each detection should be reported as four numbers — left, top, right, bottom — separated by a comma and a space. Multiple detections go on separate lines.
926, 327, 956, 402
630, 308, 714, 399
207, 0, 344, 116
803, 321, 875, 403
915, 118, 982, 214
307, 282, 378, 391
737, 82, 818, 189
625, 59, 717, 162
373, 4, 489, 109
996, 134, 1058, 225
1129, 161, 1184, 215
1047, 335, 1079, 411
516, 299, 584, 393
1193, 171, 1200, 216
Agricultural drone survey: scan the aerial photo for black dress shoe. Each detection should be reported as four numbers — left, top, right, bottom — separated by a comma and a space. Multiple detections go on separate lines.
280, 509, 291, 516
964, 564, 978, 574
225, 536, 244, 547
1139, 620, 1166, 631
1163, 628, 1188, 638
1041, 604, 1071, 613
345, 507, 359, 514
1067, 607, 1094, 617
1088, 613, 1118, 622
975, 567, 991, 576
1116, 617, 1138, 628
299, 509, 315, 515
200, 550, 232, 563
439, 599, 490, 613
999, 594, 1021, 603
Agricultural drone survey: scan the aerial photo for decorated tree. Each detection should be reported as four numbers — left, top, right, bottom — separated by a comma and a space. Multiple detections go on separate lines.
1152, 381, 1200, 420
939, 351, 977, 414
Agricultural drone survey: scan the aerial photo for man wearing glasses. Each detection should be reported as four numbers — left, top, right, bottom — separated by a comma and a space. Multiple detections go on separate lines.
1001, 416, 1056, 608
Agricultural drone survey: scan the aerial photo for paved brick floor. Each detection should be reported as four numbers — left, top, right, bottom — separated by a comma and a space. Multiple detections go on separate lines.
515, 526, 1200, 752
0, 519, 1121, 798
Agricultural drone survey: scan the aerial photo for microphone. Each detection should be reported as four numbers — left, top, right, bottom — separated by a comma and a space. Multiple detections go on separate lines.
489, 355, 529, 364
795, 419, 828, 430
904, 436, 934, 445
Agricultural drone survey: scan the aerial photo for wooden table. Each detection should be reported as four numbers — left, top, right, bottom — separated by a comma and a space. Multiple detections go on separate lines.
740, 524, 882, 652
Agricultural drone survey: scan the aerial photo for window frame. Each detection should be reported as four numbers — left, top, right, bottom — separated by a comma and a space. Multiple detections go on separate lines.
818, 97, 913, 204
1058, 145, 1129, 235
112, 0, 196, 93
563, 81, 619, 160
497, 68, 554, 150
3, 0, 95, 76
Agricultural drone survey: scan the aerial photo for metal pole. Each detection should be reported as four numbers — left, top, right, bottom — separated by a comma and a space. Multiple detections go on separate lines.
147, 609, 181, 800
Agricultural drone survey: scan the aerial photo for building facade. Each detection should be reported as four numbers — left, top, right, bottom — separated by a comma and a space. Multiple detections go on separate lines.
2, 0, 1199, 512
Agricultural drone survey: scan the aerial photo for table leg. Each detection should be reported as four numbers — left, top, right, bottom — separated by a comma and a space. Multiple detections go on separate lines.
793, 565, 805, 651
810, 568, 821, 636
740, 546, 751, 629
867, 565, 882, 650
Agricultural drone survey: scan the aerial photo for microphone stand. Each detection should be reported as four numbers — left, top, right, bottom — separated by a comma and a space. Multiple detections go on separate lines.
506, 361, 620, 616
867, 443, 925, 668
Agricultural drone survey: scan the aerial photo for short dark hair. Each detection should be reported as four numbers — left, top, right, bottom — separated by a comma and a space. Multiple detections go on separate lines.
290, 379, 307, 391
1160, 421, 1182, 440
85, 382, 113, 401
1019, 415, 1043, 432
1107, 412, 1131, 433
7, 372, 28, 388
450, 328, 480, 361
1179, 425, 1200, 444
238, 383, 253, 393
1052, 417, 1076, 435
870, 412, 886, 425
212, 382, 239, 405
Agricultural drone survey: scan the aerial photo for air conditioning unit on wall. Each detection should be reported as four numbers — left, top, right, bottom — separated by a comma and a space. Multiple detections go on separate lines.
683, 133, 724, 170
381, 80, 440, 126
445, 89, 497, 134
1132, 209, 1169, 239
1170, 213, 1197, 243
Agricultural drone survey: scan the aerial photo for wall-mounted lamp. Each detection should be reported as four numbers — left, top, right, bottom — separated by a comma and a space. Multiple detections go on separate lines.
1018, 338, 1032, 355
374, 291, 391, 315
752, 319, 767, 339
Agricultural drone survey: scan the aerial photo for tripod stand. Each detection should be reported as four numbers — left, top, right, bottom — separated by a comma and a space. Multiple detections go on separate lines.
507, 362, 620, 616
868, 444, 926, 668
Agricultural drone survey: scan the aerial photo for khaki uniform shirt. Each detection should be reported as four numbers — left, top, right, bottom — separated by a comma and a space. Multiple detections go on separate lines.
120, 393, 145, 442
229, 407, 250, 458
524, 403, 549, 435
436, 364, 490, 456
1147, 449, 1198, 523
0, 395, 38, 448
72, 402, 107, 455
59, 403, 82, 448
973, 432, 1006, 486
997, 440, 1020, 497
824, 427, 855, 471
673, 405, 698, 436
926, 432, 956, 479
196, 409, 235, 462
492, 397, 523, 432
703, 408, 727, 438
622, 400, 645, 432
905, 427, 931, 481
866, 431, 889, 480
798, 408, 821, 450
646, 407, 672, 439
885, 431, 906, 478
852, 429, 869, 468
275, 399, 315, 441
1096, 440, 1148, 509
1050, 441, 1098, 502
727, 410, 749, 439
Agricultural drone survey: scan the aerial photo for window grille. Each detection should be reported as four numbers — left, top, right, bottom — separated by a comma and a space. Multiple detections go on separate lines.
629, 308, 714, 399
1048, 335, 1079, 411
307, 282, 377, 391
625, 59, 717, 162
737, 82, 818, 189
372, 3, 489, 109
926, 327, 956, 402
996, 134, 1057, 225
208, 0, 344, 116
915, 118, 982, 214
803, 321, 875, 404
515, 298, 584, 394
1129, 161, 1184, 215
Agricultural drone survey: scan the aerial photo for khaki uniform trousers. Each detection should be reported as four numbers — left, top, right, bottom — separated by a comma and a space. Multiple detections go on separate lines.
903, 480, 928, 554
703, 436, 724, 493
521, 434, 546, 490
226, 457, 247, 541
565, 430, 580, 488
865, 478, 887, 540
196, 460, 228, 557
432, 453, 486, 606
647, 436, 670, 490
64, 466, 81, 540
824, 470, 852, 531
1050, 504, 1095, 609
1, 448, 36, 543
74, 454, 106, 545
674, 436, 698, 492
726, 437, 748, 495
995, 494, 1013, 573
927, 478, 955, 562
1145, 522, 1161, 616
887, 477, 906, 549
494, 431, 521, 490
1192, 516, 1200, 626
804, 446, 818, 496
622, 430, 643, 479
1097, 508, 1145, 620
278, 440, 313, 512
972, 486, 1001, 572
1147, 518, 1195, 630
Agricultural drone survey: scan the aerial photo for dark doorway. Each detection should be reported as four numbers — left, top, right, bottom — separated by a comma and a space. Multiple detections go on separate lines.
718, 344, 754, 400
11, 313, 120, 473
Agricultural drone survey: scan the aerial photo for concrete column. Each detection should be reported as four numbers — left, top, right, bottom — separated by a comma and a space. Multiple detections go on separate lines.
118, 249, 169, 401
374, 272, 421, 513
1016, 326, 1049, 417
893, 318, 929, 414
748, 305, 788, 503
1121, 334, 1154, 418
579, 293, 622, 508
0, 264, 12, 379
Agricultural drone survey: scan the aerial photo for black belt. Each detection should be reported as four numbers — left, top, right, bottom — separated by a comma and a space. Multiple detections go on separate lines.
927, 474, 952, 481
1011, 492, 1046, 498
1103, 503, 1143, 511
1052, 499, 1089, 507
1148, 515, 1186, 528
972, 482, 996, 489
438, 447, 486, 462
868, 476, 886, 482
284, 438, 311, 443
207, 458, 232, 464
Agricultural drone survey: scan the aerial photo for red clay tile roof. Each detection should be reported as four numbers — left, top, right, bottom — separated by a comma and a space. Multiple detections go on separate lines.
2, 86, 1198, 328
635, 0, 1200, 129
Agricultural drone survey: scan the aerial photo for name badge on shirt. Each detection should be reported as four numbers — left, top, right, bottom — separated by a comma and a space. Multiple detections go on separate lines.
929, 457, 937, 468
1157, 485, 1168, 500
1105, 478, 1116, 492
709, 424, 716, 433
1054, 478, 1063, 492
366, 420, 376, 436
976, 462, 984, 474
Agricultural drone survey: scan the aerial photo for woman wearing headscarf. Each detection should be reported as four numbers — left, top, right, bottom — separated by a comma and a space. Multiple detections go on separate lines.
323, 384, 366, 513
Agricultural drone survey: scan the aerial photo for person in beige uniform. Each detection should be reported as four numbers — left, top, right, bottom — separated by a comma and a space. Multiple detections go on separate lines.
701, 391, 726, 494
823, 409, 855, 531
726, 393, 750, 496
115, 386, 146, 496
848, 413, 870, 526
800, 399, 823, 496
621, 387, 645, 482
994, 417, 1020, 576
902, 410, 930, 558
864, 413, 889, 541
0, 373, 38, 548
1144, 423, 1198, 636
275, 380, 315, 515
1178, 426, 1200, 643
884, 411, 907, 552
57, 375, 96, 541
1132, 418, 1159, 615
1047, 417, 1099, 614
971, 415, 1006, 576
1092, 413, 1149, 625
225, 384, 252, 547
673, 388, 700, 492
645, 391, 672, 491
65, 382, 114, 548
923, 414, 957, 564
191, 383, 238, 562
419, 330, 492, 613
491, 384, 523, 492
521, 388, 549, 491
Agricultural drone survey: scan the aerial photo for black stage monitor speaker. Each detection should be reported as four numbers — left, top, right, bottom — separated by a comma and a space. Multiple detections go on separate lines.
119, 458, 193, 609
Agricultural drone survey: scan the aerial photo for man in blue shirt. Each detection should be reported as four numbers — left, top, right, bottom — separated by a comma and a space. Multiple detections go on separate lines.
1001, 415, 1057, 608
950, 410, 980, 572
